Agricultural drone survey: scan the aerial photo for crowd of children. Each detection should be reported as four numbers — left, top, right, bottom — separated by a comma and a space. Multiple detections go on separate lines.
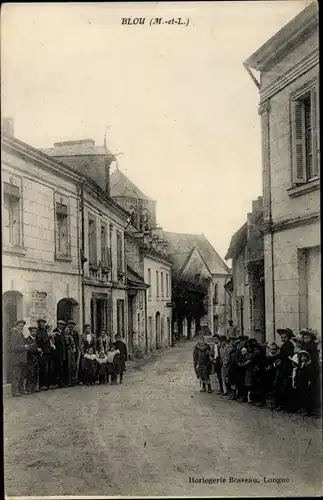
10, 319, 128, 397
194, 327, 321, 417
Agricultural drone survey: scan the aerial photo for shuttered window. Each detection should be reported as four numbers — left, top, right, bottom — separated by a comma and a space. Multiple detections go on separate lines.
291, 83, 319, 184
3, 183, 21, 247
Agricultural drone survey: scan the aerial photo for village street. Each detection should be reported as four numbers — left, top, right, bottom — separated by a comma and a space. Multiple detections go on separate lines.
4, 341, 322, 498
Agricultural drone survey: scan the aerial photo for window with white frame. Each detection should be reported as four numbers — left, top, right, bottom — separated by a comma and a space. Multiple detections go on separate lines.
3, 182, 21, 247
55, 202, 69, 257
291, 82, 319, 185
161, 272, 164, 297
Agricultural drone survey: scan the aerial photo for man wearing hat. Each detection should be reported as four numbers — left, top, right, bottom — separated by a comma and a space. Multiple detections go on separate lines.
25, 326, 42, 393
67, 320, 80, 383
10, 320, 28, 397
53, 320, 67, 388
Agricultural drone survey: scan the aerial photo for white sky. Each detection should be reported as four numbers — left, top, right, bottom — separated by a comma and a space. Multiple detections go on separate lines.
1, 1, 307, 261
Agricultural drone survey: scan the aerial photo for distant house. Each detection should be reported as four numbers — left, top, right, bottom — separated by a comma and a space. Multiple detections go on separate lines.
225, 197, 265, 342
244, 2, 320, 342
162, 231, 231, 337
110, 165, 172, 352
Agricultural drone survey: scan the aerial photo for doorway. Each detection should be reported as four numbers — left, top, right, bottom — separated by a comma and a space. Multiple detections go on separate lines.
56, 297, 79, 324
128, 295, 134, 355
2, 291, 23, 383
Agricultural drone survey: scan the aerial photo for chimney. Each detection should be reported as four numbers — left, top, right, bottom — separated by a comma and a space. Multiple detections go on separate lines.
1, 117, 14, 137
53, 139, 95, 147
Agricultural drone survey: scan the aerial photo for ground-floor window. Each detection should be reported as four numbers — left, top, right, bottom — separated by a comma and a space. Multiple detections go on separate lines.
117, 299, 125, 336
90, 293, 112, 336
299, 246, 321, 333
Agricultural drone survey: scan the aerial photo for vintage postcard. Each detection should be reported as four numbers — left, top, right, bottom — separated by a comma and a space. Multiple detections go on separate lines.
1, 1, 321, 498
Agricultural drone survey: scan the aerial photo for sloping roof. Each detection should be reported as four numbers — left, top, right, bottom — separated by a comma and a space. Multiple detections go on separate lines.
163, 231, 230, 275
168, 252, 191, 275
110, 167, 153, 202
245, 2, 318, 71
225, 223, 247, 260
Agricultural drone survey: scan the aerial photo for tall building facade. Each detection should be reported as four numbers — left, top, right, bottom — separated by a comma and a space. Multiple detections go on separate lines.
1, 126, 82, 384
245, 3, 320, 342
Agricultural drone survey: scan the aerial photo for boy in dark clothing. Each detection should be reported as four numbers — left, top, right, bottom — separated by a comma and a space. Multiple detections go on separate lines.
25, 326, 42, 393
293, 350, 314, 416
113, 334, 128, 384
193, 335, 213, 393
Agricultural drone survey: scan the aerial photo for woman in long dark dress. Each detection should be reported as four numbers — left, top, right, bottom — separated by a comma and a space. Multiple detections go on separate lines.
63, 325, 77, 387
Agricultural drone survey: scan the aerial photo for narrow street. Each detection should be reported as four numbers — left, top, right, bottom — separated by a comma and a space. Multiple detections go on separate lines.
4, 341, 322, 498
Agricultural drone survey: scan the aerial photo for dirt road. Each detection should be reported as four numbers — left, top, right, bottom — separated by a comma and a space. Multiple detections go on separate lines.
4, 341, 322, 497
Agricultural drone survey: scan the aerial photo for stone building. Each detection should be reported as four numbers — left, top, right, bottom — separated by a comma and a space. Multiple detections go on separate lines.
41, 140, 129, 341
244, 2, 320, 342
1, 122, 82, 384
162, 232, 231, 337
110, 166, 173, 351
225, 197, 265, 342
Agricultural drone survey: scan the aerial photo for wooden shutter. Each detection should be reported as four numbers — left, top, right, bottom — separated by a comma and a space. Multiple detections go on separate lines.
311, 85, 319, 178
291, 99, 306, 184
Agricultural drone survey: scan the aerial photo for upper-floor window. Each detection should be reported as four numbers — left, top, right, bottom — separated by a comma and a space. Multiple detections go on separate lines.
117, 230, 124, 274
291, 83, 319, 185
88, 215, 97, 266
101, 222, 111, 269
55, 202, 69, 257
214, 283, 218, 305
161, 272, 164, 297
3, 182, 21, 247
156, 270, 159, 297
166, 273, 169, 298
148, 268, 152, 298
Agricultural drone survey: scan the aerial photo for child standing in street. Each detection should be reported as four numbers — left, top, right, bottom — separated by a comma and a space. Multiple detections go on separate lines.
106, 345, 121, 384
81, 347, 97, 385
96, 349, 108, 384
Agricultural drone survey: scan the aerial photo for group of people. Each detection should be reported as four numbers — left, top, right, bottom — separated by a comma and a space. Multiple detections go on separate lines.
10, 318, 128, 397
193, 326, 321, 417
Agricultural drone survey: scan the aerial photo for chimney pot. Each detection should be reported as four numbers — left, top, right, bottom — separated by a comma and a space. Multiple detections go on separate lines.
1, 117, 14, 137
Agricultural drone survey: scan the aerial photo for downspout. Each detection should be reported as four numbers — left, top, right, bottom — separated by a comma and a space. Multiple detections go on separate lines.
259, 99, 275, 342
144, 289, 148, 355
245, 59, 276, 342
80, 179, 86, 325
